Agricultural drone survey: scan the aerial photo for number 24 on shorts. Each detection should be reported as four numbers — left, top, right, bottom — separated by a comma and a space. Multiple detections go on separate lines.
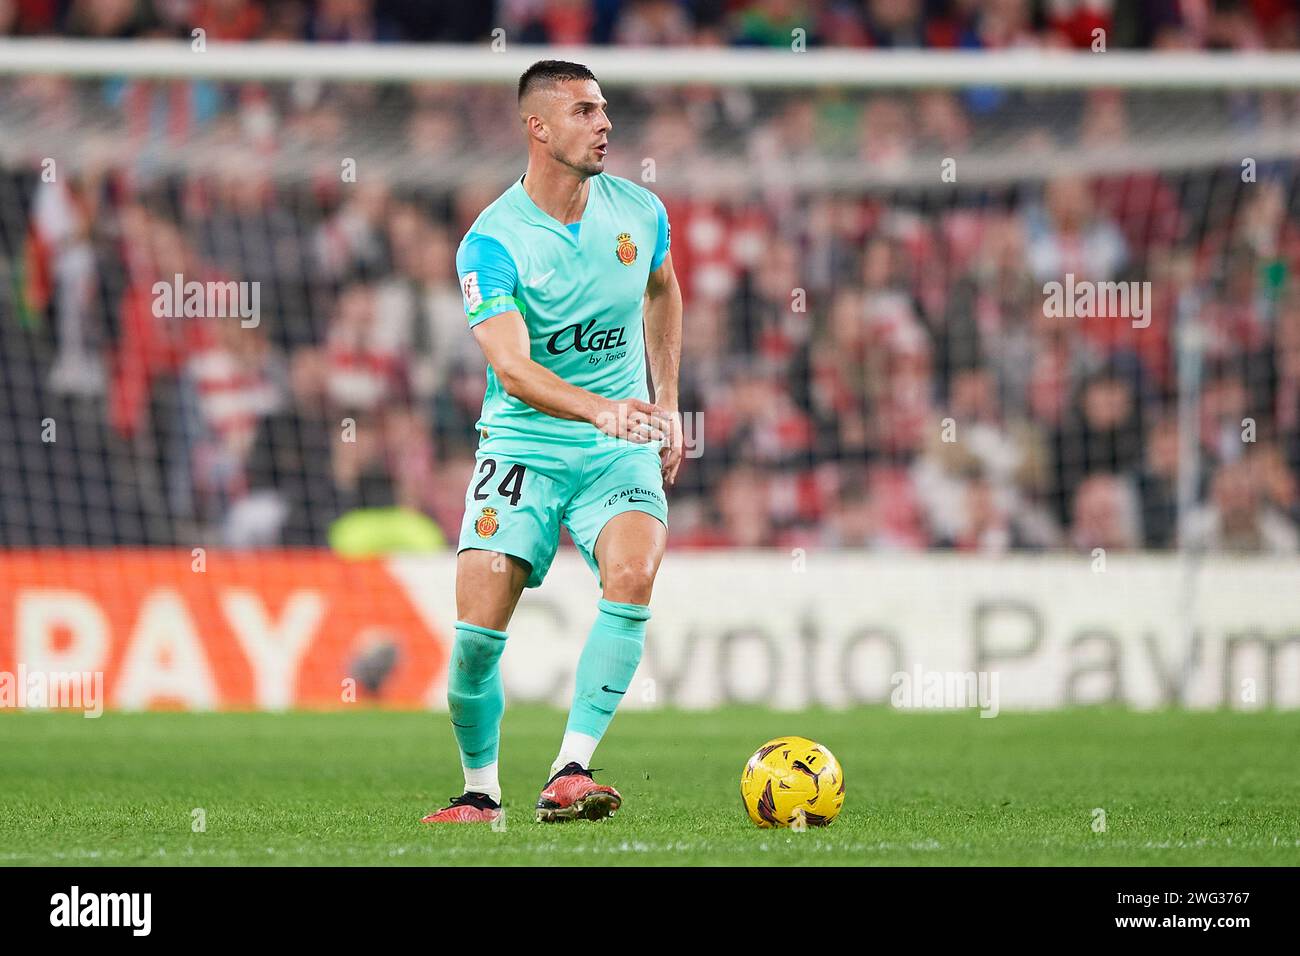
472, 458, 527, 506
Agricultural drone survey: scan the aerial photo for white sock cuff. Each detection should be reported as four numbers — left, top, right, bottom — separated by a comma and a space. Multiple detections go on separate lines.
552, 731, 600, 776
463, 762, 501, 803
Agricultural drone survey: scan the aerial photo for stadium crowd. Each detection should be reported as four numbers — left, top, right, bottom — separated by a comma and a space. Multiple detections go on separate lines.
1, 0, 1297, 51
1, 2, 1299, 556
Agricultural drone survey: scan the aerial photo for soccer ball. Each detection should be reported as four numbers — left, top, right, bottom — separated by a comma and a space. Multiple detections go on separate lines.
740, 736, 845, 828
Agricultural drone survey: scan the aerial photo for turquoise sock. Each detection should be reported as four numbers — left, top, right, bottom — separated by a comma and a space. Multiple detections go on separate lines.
447, 621, 508, 769
565, 598, 651, 739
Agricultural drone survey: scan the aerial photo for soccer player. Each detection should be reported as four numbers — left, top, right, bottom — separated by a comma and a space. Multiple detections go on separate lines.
421, 61, 683, 824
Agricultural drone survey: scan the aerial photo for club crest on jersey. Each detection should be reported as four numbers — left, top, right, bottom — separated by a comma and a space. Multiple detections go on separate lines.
475, 507, 499, 538
615, 232, 637, 266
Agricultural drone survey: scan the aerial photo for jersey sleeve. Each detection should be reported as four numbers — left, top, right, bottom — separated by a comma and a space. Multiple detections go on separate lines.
456, 231, 520, 328
648, 190, 670, 272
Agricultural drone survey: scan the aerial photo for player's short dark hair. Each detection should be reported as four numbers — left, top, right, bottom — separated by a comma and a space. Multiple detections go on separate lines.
518, 60, 597, 102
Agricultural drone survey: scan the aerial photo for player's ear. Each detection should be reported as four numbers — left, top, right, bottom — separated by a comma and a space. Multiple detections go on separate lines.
525, 113, 548, 143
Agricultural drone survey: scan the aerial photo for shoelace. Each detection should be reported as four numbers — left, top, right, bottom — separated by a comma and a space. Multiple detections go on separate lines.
447, 792, 498, 809
549, 762, 602, 784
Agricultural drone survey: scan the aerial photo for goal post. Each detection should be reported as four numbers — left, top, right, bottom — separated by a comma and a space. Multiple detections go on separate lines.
3, 39, 1300, 87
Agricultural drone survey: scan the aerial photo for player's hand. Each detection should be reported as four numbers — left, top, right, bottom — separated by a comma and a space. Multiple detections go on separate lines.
658, 408, 684, 486
594, 398, 671, 445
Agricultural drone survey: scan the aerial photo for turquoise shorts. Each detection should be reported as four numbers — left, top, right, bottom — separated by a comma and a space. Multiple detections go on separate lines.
457, 430, 668, 589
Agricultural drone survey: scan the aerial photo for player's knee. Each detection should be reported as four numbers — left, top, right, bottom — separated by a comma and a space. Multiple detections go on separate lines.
600, 557, 657, 603
451, 628, 507, 677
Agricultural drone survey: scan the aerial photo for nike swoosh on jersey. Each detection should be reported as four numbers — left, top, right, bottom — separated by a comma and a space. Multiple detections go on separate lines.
524, 268, 556, 288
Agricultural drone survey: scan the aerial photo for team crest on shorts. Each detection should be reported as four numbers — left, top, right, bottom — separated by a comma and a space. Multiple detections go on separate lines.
615, 232, 637, 266
475, 507, 499, 538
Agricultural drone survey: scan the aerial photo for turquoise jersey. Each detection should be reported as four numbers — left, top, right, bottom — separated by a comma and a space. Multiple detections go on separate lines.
456, 172, 670, 444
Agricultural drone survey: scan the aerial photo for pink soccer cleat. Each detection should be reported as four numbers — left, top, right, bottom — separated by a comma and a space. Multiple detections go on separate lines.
420, 792, 502, 824
535, 762, 622, 823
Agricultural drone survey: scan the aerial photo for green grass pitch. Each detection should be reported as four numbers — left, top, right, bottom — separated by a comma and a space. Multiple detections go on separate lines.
2, 706, 1298, 866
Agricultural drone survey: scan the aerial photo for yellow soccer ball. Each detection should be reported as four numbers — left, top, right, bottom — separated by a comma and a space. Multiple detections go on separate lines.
740, 736, 845, 828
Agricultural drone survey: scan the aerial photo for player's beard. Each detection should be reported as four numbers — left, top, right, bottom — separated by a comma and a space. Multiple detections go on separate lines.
554, 142, 604, 178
